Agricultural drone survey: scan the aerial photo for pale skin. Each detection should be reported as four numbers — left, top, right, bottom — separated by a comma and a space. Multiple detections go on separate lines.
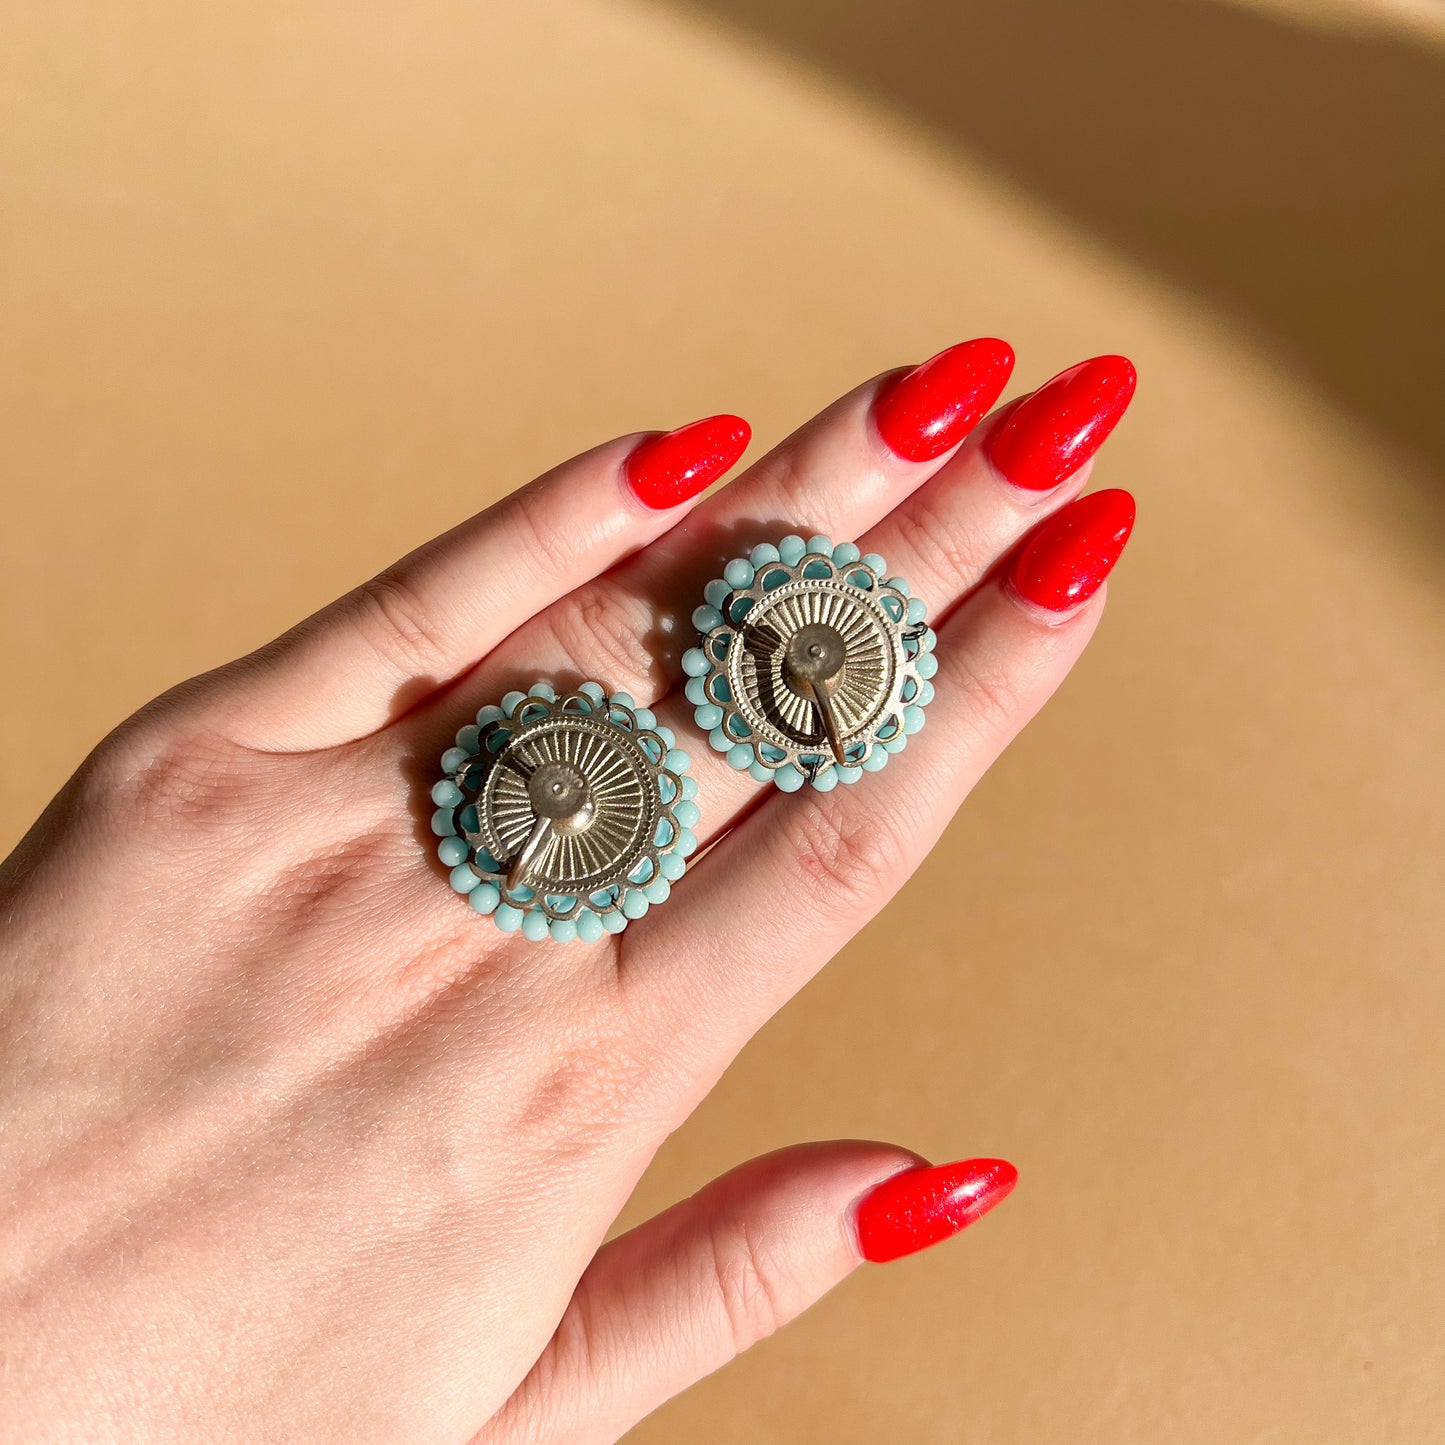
0, 362, 1108, 1442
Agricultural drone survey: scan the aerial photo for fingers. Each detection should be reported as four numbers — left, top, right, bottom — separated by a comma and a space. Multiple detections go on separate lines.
201, 417, 750, 751
478, 1144, 1017, 1445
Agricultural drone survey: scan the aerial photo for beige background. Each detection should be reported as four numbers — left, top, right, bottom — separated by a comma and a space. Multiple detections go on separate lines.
3, 2, 1443, 1440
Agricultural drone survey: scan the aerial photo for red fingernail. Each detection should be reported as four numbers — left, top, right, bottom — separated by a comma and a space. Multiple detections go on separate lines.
987, 354, 1136, 491
856, 1158, 1017, 1263
625, 414, 751, 510
1010, 489, 1136, 612
874, 338, 1015, 462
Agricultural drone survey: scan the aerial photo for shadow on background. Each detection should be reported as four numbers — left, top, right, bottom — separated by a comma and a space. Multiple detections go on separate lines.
676, 0, 1445, 479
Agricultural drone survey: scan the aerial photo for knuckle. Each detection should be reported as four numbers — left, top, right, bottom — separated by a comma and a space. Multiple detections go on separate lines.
789, 797, 904, 909
501, 486, 582, 592
890, 495, 985, 593
706, 1212, 787, 1354
542, 589, 657, 695
99, 724, 256, 834
352, 568, 452, 678
516, 1019, 661, 1151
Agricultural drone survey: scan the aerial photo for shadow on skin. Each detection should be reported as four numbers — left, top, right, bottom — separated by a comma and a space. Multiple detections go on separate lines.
672, 0, 1445, 488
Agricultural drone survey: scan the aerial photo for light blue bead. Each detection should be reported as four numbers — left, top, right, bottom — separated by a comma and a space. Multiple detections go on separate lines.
883, 732, 908, 754
832, 540, 861, 566
673, 799, 700, 828
662, 748, 689, 774
659, 852, 687, 881
469, 882, 501, 915
600, 908, 627, 934
458, 804, 479, 833
430, 807, 457, 837
437, 835, 469, 867
806, 533, 832, 556
578, 681, 606, 704
861, 748, 890, 772
454, 724, 481, 753
431, 779, 463, 808
508, 883, 536, 904
749, 541, 781, 568
679, 775, 699, 800
549, 917, 579, 942
695, 702, 723, 730
860, 552, 886, 574
885, 576, 911, 598
611, 691, 635, 711
723, 557, 755, 589
726, 743, 753, 771
682, 647, 710, 677
655, 726, 675, 749
906, 597, 928, 625
778, 534, 807, 566
529, 681, 557, 701
440, 746, 469, 773
748, 759, 773, 783
643, 877, 671, 905
692, 605, 724, 633
676, 828, 699, 856
810, 768, 839, 792
709, 726, 731, 753
835, 764, 864, 785
522, 912, 550, 942
704, 577, 731, 609
576, 910, 605, 943
685, 675, 708, 704
917, 680, 935, 706
916, 651, 939, 679
501, 690, 527, 716
475, 848, 501, 873
493, 902, 524, 932
449, 864, 480, 894
903, 705, 927, 735
622, 889, 650, 920
476, 704, 504, 728
632, 707, 657, 731
774, 764, 805, 793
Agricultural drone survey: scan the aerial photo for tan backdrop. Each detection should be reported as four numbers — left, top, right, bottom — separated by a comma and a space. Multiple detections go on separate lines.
3, 2, 1443, 1440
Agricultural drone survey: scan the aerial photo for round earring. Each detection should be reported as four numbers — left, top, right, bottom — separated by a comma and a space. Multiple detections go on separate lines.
431, 682, 698, 941
681, 534, 937, 792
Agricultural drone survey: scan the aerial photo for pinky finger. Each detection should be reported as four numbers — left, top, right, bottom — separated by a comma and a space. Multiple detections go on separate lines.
478, 1144, 1016, 1445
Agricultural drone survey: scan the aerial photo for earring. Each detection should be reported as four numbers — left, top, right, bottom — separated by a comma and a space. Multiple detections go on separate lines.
681, 534, 936, 792
431, 682, 697, 941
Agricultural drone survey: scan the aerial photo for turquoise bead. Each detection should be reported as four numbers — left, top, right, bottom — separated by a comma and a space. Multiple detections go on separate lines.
522, 912, 550, 942
903, 705, 926, 735
917, 680, 935, 706
663, 748, 690, 773
860, 552, 886, 574
440, 746, 469, 773
643, 877, 671, 905
655, 725, 676, 748
475, 847, 501, 873
694, 702, 723, 730
449, 864, 480, 894
915, 651, 939, 679
885, 576, 911, 597
576, 910, 605, 943
726, 743, 752, 771
861, 748, 890, 772
709, 726, 731, 753
529, 681, 557, 701
578, 681, 606, 704
676, 828, 699, 856
749, 541, 781, 568
659, 852, 687, 881
778, 534, 807, 566
493, 903, 524, 932
430, 807, 457, 837
431, 779, 463, 808
549, 917, 578, 943
774, 764, 805, 792
632, 707, 657, 731
692, 604, 724, 633
832, 540, 861, 566
682, 647, 710, 677
810, 768, 839, 792
454, 724, 480, 753
437, 836, 468, 867
476, 704, 504, 727
611, 691, 635, 710
600, 909, 627, 934
704, 577, 730, 609
468, 882, 500, 915
883, 732, 908, 754
680, 774, 699, 800
458, 804, 479, 833
723, 557, 755, 589
806, 533, 832, 555
500, 689, 527, 716
906, 597, 928, 625
508, 882, 536, 903
621, 889, 649, 920
685, 675, 708, 704
748, 759, 773, 783
673, 799, 700, 828
835, 764, 864, 785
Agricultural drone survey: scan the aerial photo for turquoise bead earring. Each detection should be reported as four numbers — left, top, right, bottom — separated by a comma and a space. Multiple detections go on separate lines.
431, 682, 698, 940
681, 534, 937, 791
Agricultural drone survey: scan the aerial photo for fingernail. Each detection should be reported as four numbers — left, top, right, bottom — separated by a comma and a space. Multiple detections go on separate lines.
626, 414, 751, 510
855, 1158, 1018, 1263
1010, 489, 1136, 612
874, 337, 1015, 462
987, 354, 1136, 491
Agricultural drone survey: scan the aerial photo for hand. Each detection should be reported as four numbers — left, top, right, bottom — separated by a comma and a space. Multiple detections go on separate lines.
0, 342, 1135, 1442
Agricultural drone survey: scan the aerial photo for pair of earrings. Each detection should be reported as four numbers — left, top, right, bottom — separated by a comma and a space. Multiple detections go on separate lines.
430, 533, 937, 941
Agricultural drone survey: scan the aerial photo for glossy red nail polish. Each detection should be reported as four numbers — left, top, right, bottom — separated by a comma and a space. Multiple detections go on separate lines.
988, 354, 1136, 490
874, 338, 1015, 462
856, 1158, 1017, 1263
1010, 489, 1135, 612
626, 414, 751, 510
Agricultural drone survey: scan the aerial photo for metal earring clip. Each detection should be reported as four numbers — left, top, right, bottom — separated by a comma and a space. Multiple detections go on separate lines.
431, 683, 698, 941
681, 534, 937, 792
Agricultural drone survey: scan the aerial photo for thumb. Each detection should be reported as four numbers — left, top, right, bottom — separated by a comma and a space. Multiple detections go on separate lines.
479, 1142, 1017, 1445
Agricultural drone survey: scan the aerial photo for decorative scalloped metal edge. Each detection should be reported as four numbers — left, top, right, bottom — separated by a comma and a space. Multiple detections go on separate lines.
429, 682, 699, 941
680, 534, 938, 791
